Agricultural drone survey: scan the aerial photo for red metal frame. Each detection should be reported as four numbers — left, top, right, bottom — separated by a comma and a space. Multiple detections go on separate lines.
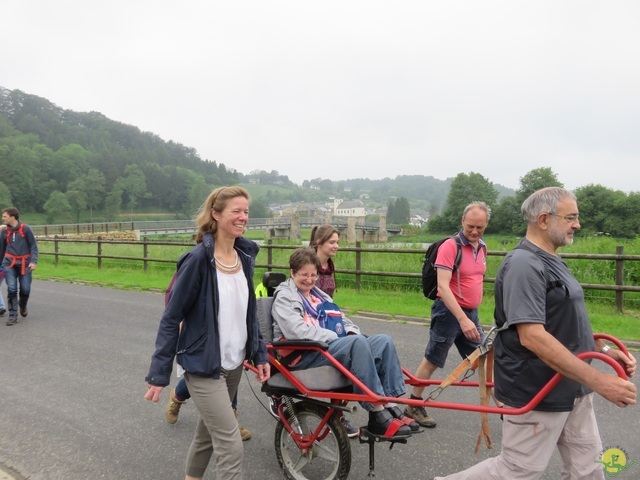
247, 333, 627, 412
244, 333, 629, 446
244, 333, 628, 471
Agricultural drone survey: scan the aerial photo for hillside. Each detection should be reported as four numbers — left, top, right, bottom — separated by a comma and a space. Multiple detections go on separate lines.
0, 86, 239, 217
0, 86, 514, 220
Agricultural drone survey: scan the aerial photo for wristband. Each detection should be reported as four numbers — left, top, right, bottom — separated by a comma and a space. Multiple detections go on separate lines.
600, 344, 611, 354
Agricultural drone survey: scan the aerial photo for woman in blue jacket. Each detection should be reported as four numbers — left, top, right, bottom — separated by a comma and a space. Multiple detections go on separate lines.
145, 186, 270, 480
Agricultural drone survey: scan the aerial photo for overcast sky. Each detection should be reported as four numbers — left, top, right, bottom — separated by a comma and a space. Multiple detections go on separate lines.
3, 1, 639, 193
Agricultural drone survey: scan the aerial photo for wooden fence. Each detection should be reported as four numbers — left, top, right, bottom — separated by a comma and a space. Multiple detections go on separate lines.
35, 237, 640, 312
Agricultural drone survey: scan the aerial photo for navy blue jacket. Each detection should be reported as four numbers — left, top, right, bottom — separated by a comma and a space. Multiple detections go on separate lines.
0, 222, 39, 267
146, 234, 267, 387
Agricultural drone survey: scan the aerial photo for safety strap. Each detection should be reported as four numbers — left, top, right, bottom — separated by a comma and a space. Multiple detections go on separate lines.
475, 349, 494, 453
5, 253, 31, 276
427, 348, 482, 400
426, 324, 509, 452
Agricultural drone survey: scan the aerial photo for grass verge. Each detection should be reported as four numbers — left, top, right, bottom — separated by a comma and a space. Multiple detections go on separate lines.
35, 260, 640, 345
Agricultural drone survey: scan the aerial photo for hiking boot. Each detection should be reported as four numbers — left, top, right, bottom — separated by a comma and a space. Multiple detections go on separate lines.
164, 388, 185, 424
368, 408, 412, 438
404, 404, 437, 428
19, 306, 28, 317
234, 409, 252, 441
6, 316, 18, 326
0, 308, 6, 317
340, 414, 360, 439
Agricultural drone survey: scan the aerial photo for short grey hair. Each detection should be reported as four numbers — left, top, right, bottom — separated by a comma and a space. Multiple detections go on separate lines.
521, 187, 576, 224
463, 201, 491, 222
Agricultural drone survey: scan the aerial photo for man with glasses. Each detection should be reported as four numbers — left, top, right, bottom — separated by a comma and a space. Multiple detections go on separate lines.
435, 187, 636, 479
406, 202, 490, 428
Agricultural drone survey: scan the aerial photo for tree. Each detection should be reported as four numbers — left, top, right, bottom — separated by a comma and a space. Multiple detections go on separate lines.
1, 146, 38, 211
0, 181, 12, 207
84, 169, 106, 221
186, 174, 211, 217
51, 144, 92, 189
118, 165, 149, 217
66, 178, 88, 223
429, 172, 498, 233
43, 191, 71, 223
515, 167, 563, 207
395, 197, 411, 224
249, 198, 271, 219
490, 196, 522, 235
386, 199, 397, 224
387, 197, 410, 224
104, 185, 123, 221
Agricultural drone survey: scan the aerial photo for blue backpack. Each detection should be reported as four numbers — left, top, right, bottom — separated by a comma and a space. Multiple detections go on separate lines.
316, 301, 346, 338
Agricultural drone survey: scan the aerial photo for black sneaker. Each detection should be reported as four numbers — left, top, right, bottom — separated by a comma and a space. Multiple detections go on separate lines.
387, 406, 420, 432
0, 308, 6, 317
268, 395, 282, 419
368, 409, 411, 438
6, 316, 18, 326
340, 415, 360, 438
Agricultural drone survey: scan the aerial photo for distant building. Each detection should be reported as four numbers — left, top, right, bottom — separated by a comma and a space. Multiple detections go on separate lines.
409, 213, 429, 227
334, 199, 366, 217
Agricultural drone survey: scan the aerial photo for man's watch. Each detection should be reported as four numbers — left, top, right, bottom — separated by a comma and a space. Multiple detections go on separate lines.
600, 344, 611, 354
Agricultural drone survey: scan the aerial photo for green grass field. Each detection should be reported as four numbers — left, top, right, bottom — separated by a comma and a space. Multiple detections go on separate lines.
34, 256, 640, 344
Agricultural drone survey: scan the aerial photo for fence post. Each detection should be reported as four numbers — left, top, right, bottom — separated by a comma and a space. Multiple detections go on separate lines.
355, 241, 362, 291
615, 245, 624, 313
267, 239, 273, 267
97, 237, 102, 269
143, 237, 149, 272
54, 236, 59, 266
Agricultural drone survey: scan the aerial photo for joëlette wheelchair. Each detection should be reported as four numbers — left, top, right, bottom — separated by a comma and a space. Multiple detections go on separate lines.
244, 273, 630, 480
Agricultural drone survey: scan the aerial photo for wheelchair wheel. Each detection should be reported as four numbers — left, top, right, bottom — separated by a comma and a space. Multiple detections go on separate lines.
275, 402, 351, 480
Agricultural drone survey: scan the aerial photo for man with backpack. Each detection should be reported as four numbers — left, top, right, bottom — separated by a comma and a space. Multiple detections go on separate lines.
435, 188, 636, 479
405, 202, 490, 428
0, 207, 38, 326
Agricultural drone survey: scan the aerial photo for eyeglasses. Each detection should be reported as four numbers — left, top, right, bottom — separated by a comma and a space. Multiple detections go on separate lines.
549, 213, 580, 223
295, 273, 319, 281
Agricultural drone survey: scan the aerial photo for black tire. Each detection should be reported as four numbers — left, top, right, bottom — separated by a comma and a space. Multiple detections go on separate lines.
274, 402, 351, 480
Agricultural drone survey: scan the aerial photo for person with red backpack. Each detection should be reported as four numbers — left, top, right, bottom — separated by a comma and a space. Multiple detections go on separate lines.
0, 208, 38, 326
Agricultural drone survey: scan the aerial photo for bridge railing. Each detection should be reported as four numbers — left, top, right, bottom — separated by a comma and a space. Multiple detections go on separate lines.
31, 219, 404, 237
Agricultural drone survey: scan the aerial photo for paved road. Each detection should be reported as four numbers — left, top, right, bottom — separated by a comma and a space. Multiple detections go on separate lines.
0, 280, 638, 480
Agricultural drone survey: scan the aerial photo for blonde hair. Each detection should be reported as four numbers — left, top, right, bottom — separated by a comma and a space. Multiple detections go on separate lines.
194, 186, 250, 243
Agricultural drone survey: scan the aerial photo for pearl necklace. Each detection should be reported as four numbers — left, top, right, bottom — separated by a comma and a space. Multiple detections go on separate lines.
214, 251, 241, 274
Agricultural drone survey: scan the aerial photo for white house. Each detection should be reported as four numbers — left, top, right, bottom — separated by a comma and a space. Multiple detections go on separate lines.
334, 199, 366, 217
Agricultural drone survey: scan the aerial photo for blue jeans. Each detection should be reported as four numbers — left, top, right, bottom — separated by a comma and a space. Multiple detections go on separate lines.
425, 299, 482, 368
4, 264, 32, 303
0, 276, 5, 310
292, 334, 406, 411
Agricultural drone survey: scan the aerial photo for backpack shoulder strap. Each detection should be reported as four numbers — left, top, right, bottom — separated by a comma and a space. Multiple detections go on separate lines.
452, 235, 463, 270
512, 241, 557, 290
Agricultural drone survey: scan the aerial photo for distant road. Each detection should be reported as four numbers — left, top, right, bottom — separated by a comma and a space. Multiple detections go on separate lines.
0, 280, 638, 479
